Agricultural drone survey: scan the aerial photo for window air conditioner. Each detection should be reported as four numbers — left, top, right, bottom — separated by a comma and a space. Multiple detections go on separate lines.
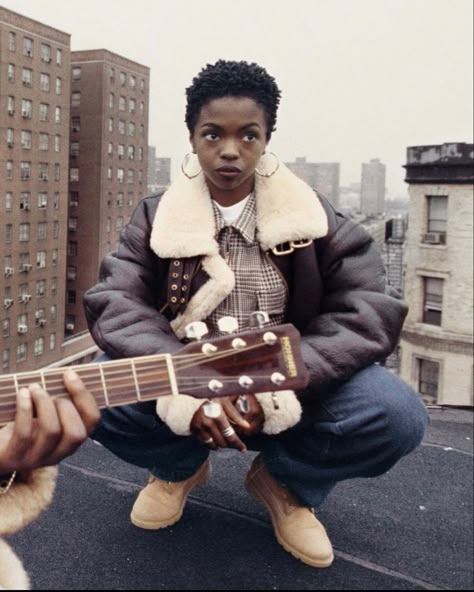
423, 232, 445, 245
8, 108, 15, 115
3, 299, 14, 309
66, 323, 75, 331
17, 325, 28, 334
19, 294, 32, 303
7, 141, 14, 148
4, 267, 14, 277
20, 203, 31, 211
38, 319, 47, 327
21, 110, 30, 118
21, 264, 32, 272
70, 201, 79, 207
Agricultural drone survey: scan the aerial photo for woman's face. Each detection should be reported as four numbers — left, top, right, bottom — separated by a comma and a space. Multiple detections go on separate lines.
190, 96, 268, 205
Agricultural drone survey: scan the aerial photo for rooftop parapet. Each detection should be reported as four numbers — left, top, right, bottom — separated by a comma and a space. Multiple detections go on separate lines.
404, 142, 473, 184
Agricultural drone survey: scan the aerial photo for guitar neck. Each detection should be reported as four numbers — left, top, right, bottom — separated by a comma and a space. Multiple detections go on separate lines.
0, 354, 174, 426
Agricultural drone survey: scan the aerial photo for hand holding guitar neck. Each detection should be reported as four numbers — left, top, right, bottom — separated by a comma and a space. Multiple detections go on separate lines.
0, 370, 100, 475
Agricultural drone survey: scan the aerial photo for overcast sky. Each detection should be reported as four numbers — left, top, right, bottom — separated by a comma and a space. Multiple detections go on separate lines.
4, 0, 473, 197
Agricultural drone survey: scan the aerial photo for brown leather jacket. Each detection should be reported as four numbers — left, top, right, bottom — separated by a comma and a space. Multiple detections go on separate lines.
84, 176, 407, 401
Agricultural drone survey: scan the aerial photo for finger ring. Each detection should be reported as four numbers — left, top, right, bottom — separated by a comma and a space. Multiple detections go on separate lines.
203, 401, 222, 419
203, 437, 214, 444
222, 426, 235, 438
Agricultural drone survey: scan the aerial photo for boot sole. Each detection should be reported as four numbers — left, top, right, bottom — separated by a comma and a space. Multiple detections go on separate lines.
131, 463, 211, 530
246, 479, 334, 569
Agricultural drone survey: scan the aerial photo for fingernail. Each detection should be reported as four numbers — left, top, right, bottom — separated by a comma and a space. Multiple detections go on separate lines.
241, 420, 251, 429
19, 387, 30, 399
65, 369, 78, 380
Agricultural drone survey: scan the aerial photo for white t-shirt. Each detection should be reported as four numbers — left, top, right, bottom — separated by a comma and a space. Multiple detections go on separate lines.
212, 193, 252, 226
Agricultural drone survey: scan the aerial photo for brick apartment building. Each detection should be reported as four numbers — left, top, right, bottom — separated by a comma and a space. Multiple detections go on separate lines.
65, 49, 150, 334
1, 7, 73, 373
400, 143, 473, 406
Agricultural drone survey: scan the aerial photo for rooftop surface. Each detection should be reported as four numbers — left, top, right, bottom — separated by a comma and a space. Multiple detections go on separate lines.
9, 407, 473, 590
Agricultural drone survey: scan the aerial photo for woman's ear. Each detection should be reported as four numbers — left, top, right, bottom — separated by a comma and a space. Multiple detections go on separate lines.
189, 133, 196, 154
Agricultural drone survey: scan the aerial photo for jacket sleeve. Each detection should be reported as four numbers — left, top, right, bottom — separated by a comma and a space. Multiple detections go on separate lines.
83, 197, 183, 359
299, 198, 408, 397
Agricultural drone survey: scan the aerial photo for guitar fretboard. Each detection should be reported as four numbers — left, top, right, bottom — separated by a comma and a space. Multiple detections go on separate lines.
0, 354, 175, 426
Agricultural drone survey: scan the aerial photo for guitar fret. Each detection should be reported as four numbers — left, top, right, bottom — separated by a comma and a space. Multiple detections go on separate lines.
165, 354, 179, 396
13, 374, 19, 395
131, 359, 142, 401
98, 364, 110, 407
40, 370, 47, 391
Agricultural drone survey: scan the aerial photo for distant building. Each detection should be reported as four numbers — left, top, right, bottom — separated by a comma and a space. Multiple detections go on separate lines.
148, 147, 171, 193
286, 157, 340, 208
361, 158, 386, 216
400, 142, 473, 406
66, 49, 150, 335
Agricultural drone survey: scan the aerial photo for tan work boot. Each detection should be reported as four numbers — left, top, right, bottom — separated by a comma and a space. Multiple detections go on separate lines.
245, 455, 334, 568
131, 460, 211, 530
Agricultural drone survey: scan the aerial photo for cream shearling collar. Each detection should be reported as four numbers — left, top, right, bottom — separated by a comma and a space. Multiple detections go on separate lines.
149, 161, 328, 339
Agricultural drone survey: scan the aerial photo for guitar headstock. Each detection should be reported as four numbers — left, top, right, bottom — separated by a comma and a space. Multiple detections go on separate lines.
174, 323, 309, 398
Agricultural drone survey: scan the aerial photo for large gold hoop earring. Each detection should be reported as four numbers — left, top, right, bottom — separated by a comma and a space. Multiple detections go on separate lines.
181, 153, 202, 179
255, 152, 280, 178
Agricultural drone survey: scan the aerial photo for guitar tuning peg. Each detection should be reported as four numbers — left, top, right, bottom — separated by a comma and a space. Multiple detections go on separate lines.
184, 321, 209, 341
249, 311, 270, 328
217, 316, 239, 334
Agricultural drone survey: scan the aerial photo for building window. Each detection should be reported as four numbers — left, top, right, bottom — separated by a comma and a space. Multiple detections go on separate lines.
7, 96, 15, 115
5, 224, 13, 243
40, 103, 50, 121
108, 117, 114, 132
54, 163, 60, 181
5, 192, 13, 211
71, 142, 80, 157
19, 223, 30, 242
36, 250, 47, 268
109, 67, 115, 81
108, 142, 113, 156
53, 192, 60, 209
40, 73, 50, 92
7, 128, 14, 147
70, 168, 79, 182
117, 192, 124, 207
20, 161, 31, 180
422, 277, 443, 326
55, 135, 61, 152
68, 217, 78, 232
22, 67, 33, 86
41, 43, 51, 62
17, 344, 28, 363
117, 168, 124, 183
127, 169, 135, 184
72, 116, 81, 132
118, 144, 125, 159
120, 71, 126, 86
139, 124, 144, 136
23, 37, 33, 57
6, 161, 13, 179
39, 162, 49, 181
106, 217, 111, 232
107, 167, 113, 180
127, 192, 134, 206
38, 192, 48, 208
68, 241, 78, 256
56, 49, 62, 65
37, 222, 48, 240
72, 67, 81, 81
128, 122, 136, 137
138, 147, 143, 161
55, 107, 61, 123
417, 358, 439, 405
67, 290, 76, 305
2, 350, 10, 370
8, 63, 15, 82
36, 280, 46, 297
67, 266, 77, 280
71, 92, 81, 107
20, 192, 31, 210
50, 333, 56, 350
128, 145, 135, 160
423, 195, 448, 245
52, 249, 58, 266
51, 305, 57, 321
129, 98, 136, 113
8, 32, 16, 51
56, 77, 62, 95
119, 96, 126, 111
53, 221, 59, 240
3, 320, 10, 339
20, 130, 30, 149
21, 99, 33, 118
140, 79, 145, 92
39, 133, 49, 151
116, 216, 124, 231
109, 93, 114, 108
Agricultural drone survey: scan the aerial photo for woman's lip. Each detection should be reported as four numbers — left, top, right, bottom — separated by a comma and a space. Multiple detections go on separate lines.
216, 170, 241, 179
216, 166, 241, 173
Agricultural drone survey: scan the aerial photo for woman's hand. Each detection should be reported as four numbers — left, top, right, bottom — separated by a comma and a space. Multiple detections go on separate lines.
0, 370, 100, 475
191, 396, 250, 452
233, 394, 265, 438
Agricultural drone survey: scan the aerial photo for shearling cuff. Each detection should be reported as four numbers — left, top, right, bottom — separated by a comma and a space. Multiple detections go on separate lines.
255, 390, 302, 435
0, 466, 58, 537
156, 394, 206, 436
0, 539, 30, 590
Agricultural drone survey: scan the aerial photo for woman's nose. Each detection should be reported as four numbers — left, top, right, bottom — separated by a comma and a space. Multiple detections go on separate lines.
220, 139, 239, 159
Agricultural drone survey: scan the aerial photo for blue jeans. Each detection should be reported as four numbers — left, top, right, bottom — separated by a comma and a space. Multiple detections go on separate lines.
92, 362, 429, 508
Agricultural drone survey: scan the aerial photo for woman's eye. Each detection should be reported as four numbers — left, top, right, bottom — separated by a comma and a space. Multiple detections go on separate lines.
243, 133, 257, 142
204, 133, 219, 141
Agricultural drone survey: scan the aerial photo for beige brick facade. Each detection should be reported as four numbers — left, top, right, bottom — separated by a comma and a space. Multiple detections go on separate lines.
400, 147, 473, 406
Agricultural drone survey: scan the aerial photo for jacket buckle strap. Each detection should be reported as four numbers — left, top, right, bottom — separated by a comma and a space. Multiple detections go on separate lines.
167, 257, 199, 315
271, 238, 313, 256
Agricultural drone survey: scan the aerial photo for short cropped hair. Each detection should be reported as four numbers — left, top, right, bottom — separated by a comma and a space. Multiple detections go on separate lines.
185, 60, 281, 140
